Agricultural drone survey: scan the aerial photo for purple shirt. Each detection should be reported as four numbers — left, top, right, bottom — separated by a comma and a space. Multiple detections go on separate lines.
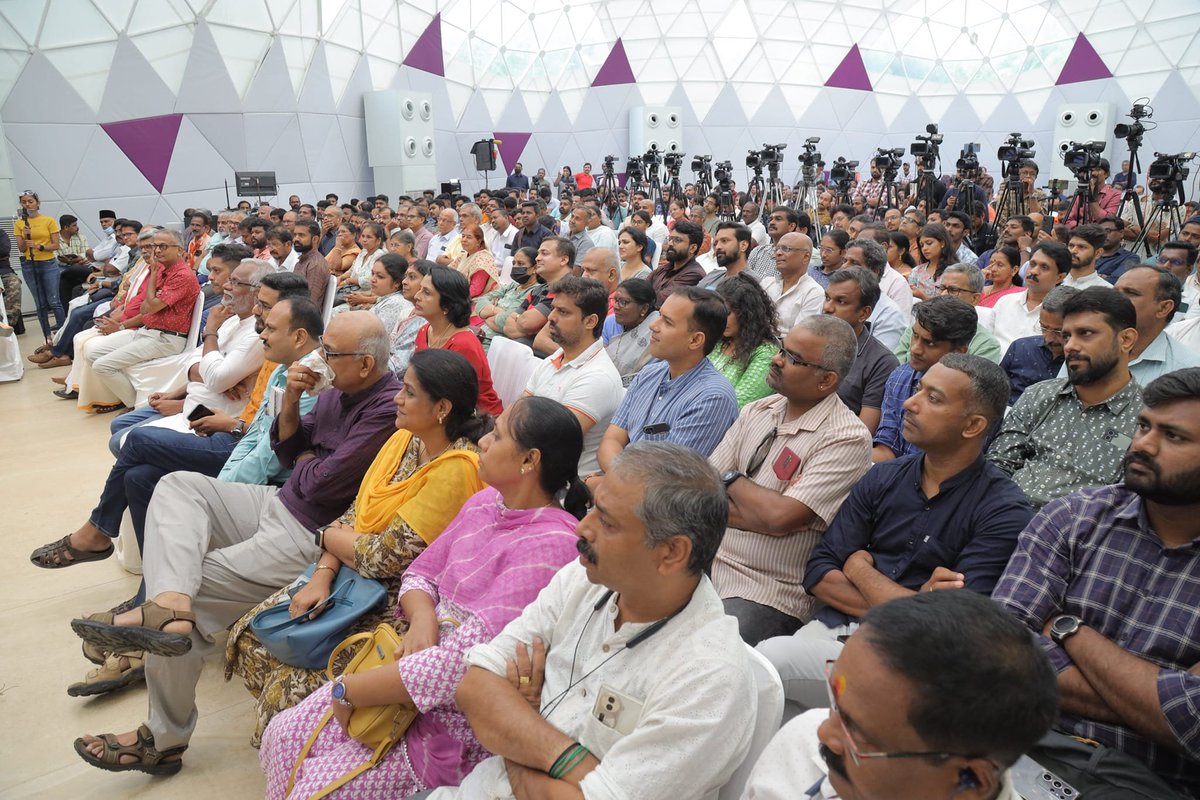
270, 371, 402, 530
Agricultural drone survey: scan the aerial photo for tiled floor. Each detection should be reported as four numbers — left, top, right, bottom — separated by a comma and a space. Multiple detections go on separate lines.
1, 331, 264, 798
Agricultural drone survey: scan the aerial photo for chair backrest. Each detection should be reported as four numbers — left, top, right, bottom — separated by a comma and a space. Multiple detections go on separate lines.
486, 335, 539, 409
322, 274, 337, 324
718, 645, 784, 800
184, 291, 205, 348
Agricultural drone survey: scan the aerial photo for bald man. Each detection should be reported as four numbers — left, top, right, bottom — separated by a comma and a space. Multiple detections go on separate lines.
762, 232, 824, 335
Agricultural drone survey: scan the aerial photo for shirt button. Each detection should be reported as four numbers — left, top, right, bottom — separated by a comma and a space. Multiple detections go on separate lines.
601, 644, 610, 653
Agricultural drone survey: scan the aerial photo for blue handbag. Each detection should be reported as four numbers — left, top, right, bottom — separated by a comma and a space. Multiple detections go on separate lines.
249, 564, 389, 670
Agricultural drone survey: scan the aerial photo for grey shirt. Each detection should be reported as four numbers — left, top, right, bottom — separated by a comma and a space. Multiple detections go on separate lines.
838, 323, 900, 416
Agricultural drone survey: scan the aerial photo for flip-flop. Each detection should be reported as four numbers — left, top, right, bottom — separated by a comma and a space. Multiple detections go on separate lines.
29, 534, 114, 569
71, 601, 195, 658
73, 725, 185, 775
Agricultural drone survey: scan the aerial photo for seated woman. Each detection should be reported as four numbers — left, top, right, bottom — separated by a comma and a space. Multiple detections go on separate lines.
709, 274, 779, 407
908, 222, 958, 301
324, 222, 360, 277
447, 224, 498, 299
386, 228, 416, 260
333, 222, 386, 306
225, 348, 491, 742
389, 259, 433, 375
617, 226, 653, 283
604, 277, 658, 385
333, 252, 412, 322
258, 396, 588, 798
886, 231, 916, 281
473, 246, 539, 350
979, 245, 1024, 308
413, 265, 503, 415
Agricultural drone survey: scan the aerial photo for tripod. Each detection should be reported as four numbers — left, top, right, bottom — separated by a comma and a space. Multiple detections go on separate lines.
1116, 145, 1148, 256
764, 163, 786, 214
1064, 171, 1097, 228
791, 171, 824, 238
644, 161, 665, 218
747, 165, 766, 209
872, 166, 903, 221
1131, 188, 1186, 256
986, 164, 1025, 251
663, 166, 685, 212
914, 161, 939, 216
694, 167, 713, 200
597, 166, 620, 221
715, 182, 738, 222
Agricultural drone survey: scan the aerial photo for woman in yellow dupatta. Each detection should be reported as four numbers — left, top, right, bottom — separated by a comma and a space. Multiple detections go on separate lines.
225, 350, 494, 743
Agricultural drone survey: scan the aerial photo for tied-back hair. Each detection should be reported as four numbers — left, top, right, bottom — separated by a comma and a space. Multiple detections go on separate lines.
377, 252, 408, 285
888, 231, 917, 269
427, 264, 472, 327
407, 349, 494, 444
715, 274, 779, 367
993, 246, 1024, 286
508, 396, 590, 519
620, 226, 650, 265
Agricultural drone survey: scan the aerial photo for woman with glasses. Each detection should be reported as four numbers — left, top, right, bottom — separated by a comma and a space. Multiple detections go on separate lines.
605, 278, 659, 386
979, 245, 1024, 308
14, 190, 63, 344
226, 349, 492, 743
710, 275, 780, 408
333, 222, 386, 306
413, 265, 502, 414
908, 223, 959, 302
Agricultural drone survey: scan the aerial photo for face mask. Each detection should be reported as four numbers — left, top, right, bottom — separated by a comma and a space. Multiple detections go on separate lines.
102, 225, 114, 236
510, 268, 531, 283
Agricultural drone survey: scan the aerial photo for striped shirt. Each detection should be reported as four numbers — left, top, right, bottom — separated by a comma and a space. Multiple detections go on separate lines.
610, 357, 738, 457
710, 393, 872, 620
992, 485, 1200, 793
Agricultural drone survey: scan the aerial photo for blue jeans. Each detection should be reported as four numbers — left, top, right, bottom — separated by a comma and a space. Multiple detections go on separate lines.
19, 257, 63, 338
108, 407, 163, 457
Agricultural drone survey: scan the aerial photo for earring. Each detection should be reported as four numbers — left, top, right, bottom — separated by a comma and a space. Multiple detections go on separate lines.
520, 466, 528, 474
438, 413, 446, 424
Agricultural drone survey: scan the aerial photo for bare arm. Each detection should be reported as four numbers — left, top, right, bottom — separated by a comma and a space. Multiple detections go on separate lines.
1056, 665, 1124, 724
871, 443, 897, 463
726, 478, 816, 535
858, 407, 882, 436
595, 424, 630, 473
808, 569, 871, 619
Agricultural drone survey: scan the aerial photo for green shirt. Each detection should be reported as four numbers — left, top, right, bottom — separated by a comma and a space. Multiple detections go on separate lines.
708, 341, 777, 408
986, 376, 1142, 508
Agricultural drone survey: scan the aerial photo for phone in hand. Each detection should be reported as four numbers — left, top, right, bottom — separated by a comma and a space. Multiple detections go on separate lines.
1042, 213, 1056, 234
187, 404, 215, 422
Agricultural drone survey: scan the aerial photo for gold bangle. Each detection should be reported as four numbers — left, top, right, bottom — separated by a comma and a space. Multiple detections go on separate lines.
314, 564, 337, 577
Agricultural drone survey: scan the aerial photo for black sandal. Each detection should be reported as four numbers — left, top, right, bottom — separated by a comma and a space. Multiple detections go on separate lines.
73, 724, 185, 775
29, 534, 114, 569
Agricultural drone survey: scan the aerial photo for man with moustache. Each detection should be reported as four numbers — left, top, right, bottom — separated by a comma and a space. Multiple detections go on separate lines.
991, 241, 1071, 355
743, 591, 1057, 800
999, 286, 1077, 405
697, 222, 752, 290
290, 219, 330, 307
988, 288, 1142, 509
649, 220, 706, 306
993, 368, 1200, 799
761, 231, 825, 335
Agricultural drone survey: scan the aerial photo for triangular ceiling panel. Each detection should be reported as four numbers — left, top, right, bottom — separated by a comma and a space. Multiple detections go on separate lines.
494, 133, 531, 172
5, 123, 97, 198
298, 43, 337, 113
67, 122, 156, 200
337, 115, 370, 177
495, 91, 532, 132
99, 35, 177, 122
42, 41, 118, 113
187, 113, 248, 170
208, 23, 273, 98
129, 26, 193, 95
174, 20, 242, 114
244, 38, 298, 113
2, 50, 95, 124
403, 12, 443, 76
37, 0, 115, 49
338, 55, 374, 116
307, 116, 354, 183
592, 38, 636, 87
1057, 33, 1113, 85
259, 115, 311, 183
161, 116, 234, 194
325, 42, 362, 106
101, 114, 183, 193
825, 44, 873, 91
702, 83, 750, 129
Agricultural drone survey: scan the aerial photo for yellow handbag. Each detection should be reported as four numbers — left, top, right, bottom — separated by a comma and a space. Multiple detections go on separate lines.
286, 623, 418, 800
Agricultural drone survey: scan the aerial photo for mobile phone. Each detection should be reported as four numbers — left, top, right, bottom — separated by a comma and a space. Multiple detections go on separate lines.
187, 404, 215, 422
1042, 213, 1056, 234
592, 685, 643, 735
642, 422, 670, 436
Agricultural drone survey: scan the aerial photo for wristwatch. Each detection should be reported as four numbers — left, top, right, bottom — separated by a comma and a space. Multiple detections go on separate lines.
721, 469, 744, 488
1049, 615, 1083, 644
232, 419, 247, 438
331, 675, 354, 708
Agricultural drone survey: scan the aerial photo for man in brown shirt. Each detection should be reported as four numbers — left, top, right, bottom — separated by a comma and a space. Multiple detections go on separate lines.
649, 219, 706, 306
291, 219, 330, 309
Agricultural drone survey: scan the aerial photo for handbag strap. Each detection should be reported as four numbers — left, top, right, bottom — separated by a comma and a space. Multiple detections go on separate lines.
325, 631, 375, 679
287, 706, 399, 800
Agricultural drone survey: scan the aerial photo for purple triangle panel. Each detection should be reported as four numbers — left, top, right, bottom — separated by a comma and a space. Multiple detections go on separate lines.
403, 13, 444, 77
494, 132, 532, 171
592, 38, 636, 87
100, 113, 184, 193
617, 172, 627, 188
824, 44, 872, 92
1056, 33, 1112, 85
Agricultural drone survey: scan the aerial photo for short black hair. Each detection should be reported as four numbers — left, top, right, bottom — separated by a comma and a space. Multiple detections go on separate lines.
832, 203, 854, 219
768, 207, 800, 227
827, 266, 880, 310
1121, 265, 1184, 323
671, 286, 728, 356
544, 235, 576, 266
937, 352, 1009, 426
714, 221, 752, 252
1161, 240, 1198, 268
59, 214, 78, 227
673, 219, 704, 253
551, 275, 609, 338
1143, 367, 1200, 409
277, 296, 324, 340
859, 590, 1058, 766
119, 219, 143, 233
824, 228, 850, 251
912, 295, 978, 348
1063, 285, 1137, 333
1070, 223, 1106, 249
1031, 240, 1071, 275
259, 270, 311, 299
266, 225, 292, 244
1009, 215, 1035, 235
427, 264, 472, 327
616, 277, 656, 310
946, 210, 972, 229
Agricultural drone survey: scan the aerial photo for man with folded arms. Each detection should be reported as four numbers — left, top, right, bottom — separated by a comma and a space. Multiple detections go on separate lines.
68, 312, 401, 774
429, 443, 757, 799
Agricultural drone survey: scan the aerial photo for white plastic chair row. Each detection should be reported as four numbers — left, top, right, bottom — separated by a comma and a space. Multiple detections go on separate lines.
128, 291, 205, 407
486, 335, 539, 409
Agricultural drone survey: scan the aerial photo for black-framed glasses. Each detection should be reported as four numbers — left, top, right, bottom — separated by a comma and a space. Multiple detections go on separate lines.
935, 284, 975, 297
824, 661, 980, 766
747, 428, 778, 477
318, 337, 367, 360
775, 338, 831, 372
227, 277, 260, 290
1157, 255, 1187, 268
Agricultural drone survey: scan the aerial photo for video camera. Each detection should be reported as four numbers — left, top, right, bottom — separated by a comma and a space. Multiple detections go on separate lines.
663, 152, 684, 173
691, 154, 712, 173
910, 123, 944, 169
643, 145, 663, 168
746, 149, 764, 171
761, 143, 787, 165
1114, 101, 1152, 144
956, 143, 981, 173
625, 155, 644, 182
1146, 152, 1195, 191
997, 133, 1035, 163
829, 156, 858, 185
1062, 141, 1107, 174
714, 161, 733, 184
873, 147, 904, 173
602, 155, 618, 173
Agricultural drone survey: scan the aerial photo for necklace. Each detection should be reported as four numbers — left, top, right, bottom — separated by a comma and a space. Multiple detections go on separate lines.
418, 438, 455, 465
426, 321, 458, 350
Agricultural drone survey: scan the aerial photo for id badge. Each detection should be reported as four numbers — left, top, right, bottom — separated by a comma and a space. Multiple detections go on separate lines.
773, 446, 802, 482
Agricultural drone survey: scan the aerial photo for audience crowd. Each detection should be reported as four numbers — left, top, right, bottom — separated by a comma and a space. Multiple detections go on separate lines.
16, 160, 1200, 800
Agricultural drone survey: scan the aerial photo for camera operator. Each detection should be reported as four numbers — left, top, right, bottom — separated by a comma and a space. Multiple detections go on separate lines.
1064, 157, 1121, 229
994, 159, 1047, 223
853, 159, 885, 210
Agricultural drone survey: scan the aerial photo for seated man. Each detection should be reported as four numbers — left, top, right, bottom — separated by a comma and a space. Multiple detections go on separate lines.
831, 234, 908, 351
988, 287, 1142, 509
992, 241, 1070, 355
438, 442, 757, 799
69, 312, 402, 771
649, 220, 706, 306
710, 316, 872, 645
290, 218, 331, 307
1114, 265, 1200, 384
893, 264, 1002, 362
872, 295, 978, 462
992, 368, 1200, 799
524, 276, 624, 476
758, 355, 1033, 719
822, 267, 899, 434
1000, 285, 1076, 405
503, 236, 574, 350
593, 287, 738, 479
743, 591, 1057, 800
1062, 224, 1111, 289
843, 236, 912, 319
760, 231, 824, 334
83, 229, 201, 411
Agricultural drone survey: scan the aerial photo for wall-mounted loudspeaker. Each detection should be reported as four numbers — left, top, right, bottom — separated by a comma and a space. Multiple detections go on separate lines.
1050, 103, 1115, 183
364, 90, 437, 193
629, 106, 683, 157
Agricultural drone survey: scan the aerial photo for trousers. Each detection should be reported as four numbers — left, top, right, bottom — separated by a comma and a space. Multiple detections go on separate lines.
87, 328, 187, 407
756, 619, 858, 722
141, 472, 320, 750
20, 257, 63, 338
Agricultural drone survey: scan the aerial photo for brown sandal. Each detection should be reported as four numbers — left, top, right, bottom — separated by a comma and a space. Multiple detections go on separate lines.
71, 601, 196, 657
68, 652, 146, 697
73, 724, 185, 775
29, 534, 114, 569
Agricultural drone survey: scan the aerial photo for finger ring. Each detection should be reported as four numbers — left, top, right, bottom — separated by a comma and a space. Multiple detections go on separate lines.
519, 676, 531, 685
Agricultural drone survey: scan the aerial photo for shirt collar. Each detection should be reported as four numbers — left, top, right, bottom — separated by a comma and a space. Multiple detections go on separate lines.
1131, 329, 1169, 365
771, 392, 840, 435
550, 338, 605, 369
1053, 375, 1140, 413
337, 370, 399, 412
907, 451, 988, 494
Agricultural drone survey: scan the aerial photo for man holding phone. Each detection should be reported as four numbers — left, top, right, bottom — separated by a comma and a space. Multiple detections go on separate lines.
709, 317, 872, 645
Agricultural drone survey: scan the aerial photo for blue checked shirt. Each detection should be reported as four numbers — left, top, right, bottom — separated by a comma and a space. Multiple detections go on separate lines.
992, 485, 1200, 793
872, 362, 922, 458
610, 358, 738, 458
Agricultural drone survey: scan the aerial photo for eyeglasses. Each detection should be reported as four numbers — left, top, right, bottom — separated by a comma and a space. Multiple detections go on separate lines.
1157, 255, 1187, 267
774, 245, 805, 254
1039, 325, 1065, 338
318, 337, 368, 360
227, 277, 260, 290
746, 428, 778, 477
613, 296, 635, 308
824, 661, 978, 766
820, 246, 839, 254
935, 284, 975, 297
776, 338, 831, 372
147, 242, 180, 250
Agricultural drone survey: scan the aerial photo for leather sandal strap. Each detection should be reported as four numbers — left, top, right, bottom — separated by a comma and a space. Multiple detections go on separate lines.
139, 602, 196, 632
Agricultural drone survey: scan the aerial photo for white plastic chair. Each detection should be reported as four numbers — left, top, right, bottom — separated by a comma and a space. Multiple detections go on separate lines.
128, 292, 206, 406
0, 299, 22, 383
486, 335, 539, 409
322, 274, 337, 324
718, 646, 784, 800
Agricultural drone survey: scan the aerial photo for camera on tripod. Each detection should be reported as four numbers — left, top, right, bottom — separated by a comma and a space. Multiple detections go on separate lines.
602, 155, 618, 174
1147, 152, 1195, 186
956, 143, 981, 174
1114, 101, 1152, 144
714, 161, 733, 184
761, 144, 786, 166
746, 149, 764, 170
663, 152, 684, 174
997, 133, 1035, 163
625, 155, 644, 182
1062, 141, 1107, 175
829, 157, 858, 184
910, 124, 944, 169
691, 154, 711, 173
643, 146, 663, 168
873, 147, 904, 173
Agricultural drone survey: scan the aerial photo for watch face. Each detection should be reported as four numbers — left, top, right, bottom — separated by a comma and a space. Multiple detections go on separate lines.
332, 680, 345, 700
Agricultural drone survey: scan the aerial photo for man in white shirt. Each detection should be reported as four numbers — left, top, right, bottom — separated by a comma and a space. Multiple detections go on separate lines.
1062, 224, 1112, 290
844, 237, 912, 319
265, 226, 298, 272
1156, 240, 1197, 319
991, 241, 1070, 355
741, 591, 1057, 800
443, 442, 757, 800
487, 206, 518, 277
741, 201, 768, 248
524, 275, 625, 475
761, 232, 825, 335
427, 208, 459, 262
1113, 265, 1200, 385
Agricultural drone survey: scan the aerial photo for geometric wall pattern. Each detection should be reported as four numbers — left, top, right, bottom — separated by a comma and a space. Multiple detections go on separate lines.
1, 0, 1199, 242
